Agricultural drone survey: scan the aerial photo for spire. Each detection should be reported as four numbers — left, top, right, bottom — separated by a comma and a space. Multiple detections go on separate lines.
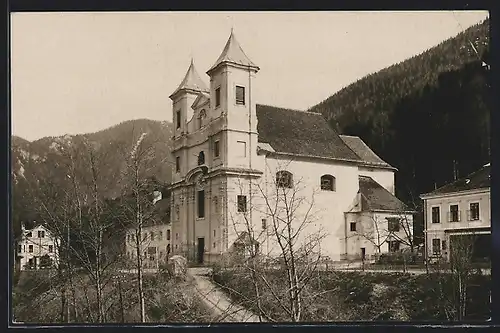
169, 59, 209, 99
207, 30, 259, 75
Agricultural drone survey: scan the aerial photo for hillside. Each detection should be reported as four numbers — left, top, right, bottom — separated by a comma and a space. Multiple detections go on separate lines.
11, 119, 174, 231
309, 19, 490, 203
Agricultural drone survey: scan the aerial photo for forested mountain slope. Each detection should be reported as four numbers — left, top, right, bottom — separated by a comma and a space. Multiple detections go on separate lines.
310, 19, 490, 203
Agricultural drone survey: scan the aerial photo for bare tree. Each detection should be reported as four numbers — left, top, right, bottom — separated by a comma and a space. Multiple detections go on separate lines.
116, 129, 162, 323
21, 137, 125, 323
448, 233, 479, 320
221, 161, 328, 322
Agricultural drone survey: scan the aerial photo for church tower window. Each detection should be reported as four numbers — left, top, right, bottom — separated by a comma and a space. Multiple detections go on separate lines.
198, 151, 205, 165
176, 110, 181, 129
215, 87, 221, 107
236, 86, 245, 105
214, 140, 220, 158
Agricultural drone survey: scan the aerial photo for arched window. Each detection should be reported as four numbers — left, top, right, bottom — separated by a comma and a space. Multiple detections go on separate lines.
198, 151, 205, 165
198, 109, 206, 129
320, 174, 336, 191
276, 171, 293, 188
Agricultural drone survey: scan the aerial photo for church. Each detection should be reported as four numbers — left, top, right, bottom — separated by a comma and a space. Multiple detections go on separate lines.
168, 31, 414, 264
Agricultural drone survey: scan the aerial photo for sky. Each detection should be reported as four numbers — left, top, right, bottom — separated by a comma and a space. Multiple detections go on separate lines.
11, 11, 488, 141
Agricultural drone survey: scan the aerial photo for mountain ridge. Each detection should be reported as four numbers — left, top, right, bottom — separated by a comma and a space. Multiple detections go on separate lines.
309, 19, 490, 203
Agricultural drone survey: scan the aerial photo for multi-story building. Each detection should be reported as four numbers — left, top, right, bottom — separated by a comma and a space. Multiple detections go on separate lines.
124, 190, 172, 268
421, 163, 491, 262
17, 223, 60, 270
168, 31, 413, 264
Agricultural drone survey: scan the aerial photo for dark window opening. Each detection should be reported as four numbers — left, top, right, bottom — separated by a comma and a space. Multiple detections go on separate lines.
432, 238, 441, 255
176, 110, 181, 129
236, 86, 245, 105
387, 217, 400, 232
432, 207, 440, 223
237, 195, 247, 212
321, 174, 336, 191
214, 141, 220, 158
215, 88, 221, 107
350, 222, 356, 232
276, 171, 293, 188
449, 204, 460, 222
29, 245, 33, 253
469, 202, 480, 220
167, 230, 171, 240
175, 156, 180, 172
389, 240, 400, 252
198, 190, 205, 218
198, 151, 205, 165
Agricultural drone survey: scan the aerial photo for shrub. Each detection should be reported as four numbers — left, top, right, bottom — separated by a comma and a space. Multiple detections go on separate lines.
212, 268, 491, 322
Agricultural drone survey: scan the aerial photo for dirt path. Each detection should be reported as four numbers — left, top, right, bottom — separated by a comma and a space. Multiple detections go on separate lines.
188, 267, 265, 323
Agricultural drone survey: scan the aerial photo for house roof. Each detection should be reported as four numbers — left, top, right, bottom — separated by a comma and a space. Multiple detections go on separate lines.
207, 30, 259, 74
422, 163, 490, 197
22, 222, 56, 236
339, 135, 393, 168
359, 176, 409, 212
255, 104, 361, 161
170, 59, 209, 99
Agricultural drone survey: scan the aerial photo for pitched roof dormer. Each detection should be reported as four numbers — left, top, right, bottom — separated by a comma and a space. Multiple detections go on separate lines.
206, 30, 260, 76
169, 59, 209, 100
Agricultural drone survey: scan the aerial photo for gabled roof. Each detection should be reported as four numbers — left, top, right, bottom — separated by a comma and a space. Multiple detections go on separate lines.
22, 222, 56, 237
169, 59, 209, 99
339, 135, 393, 168
421, 163, 490, 197
191, 92, 210, 109
207, 30, 259, 74
256, 104, 361, 161
359, 176, 409, 212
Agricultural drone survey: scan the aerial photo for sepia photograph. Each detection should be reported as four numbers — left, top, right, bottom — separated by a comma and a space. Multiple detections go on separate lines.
10, 10, 491, 324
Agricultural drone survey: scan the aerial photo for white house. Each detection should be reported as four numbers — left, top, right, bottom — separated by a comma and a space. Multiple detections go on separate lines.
168, 31, 413, 264
421, 163, 491, 262
17, 223, 60, 270
124, 190, 172, 269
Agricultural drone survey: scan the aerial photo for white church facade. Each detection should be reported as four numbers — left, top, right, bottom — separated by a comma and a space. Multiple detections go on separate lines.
168, 31, 414, 264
